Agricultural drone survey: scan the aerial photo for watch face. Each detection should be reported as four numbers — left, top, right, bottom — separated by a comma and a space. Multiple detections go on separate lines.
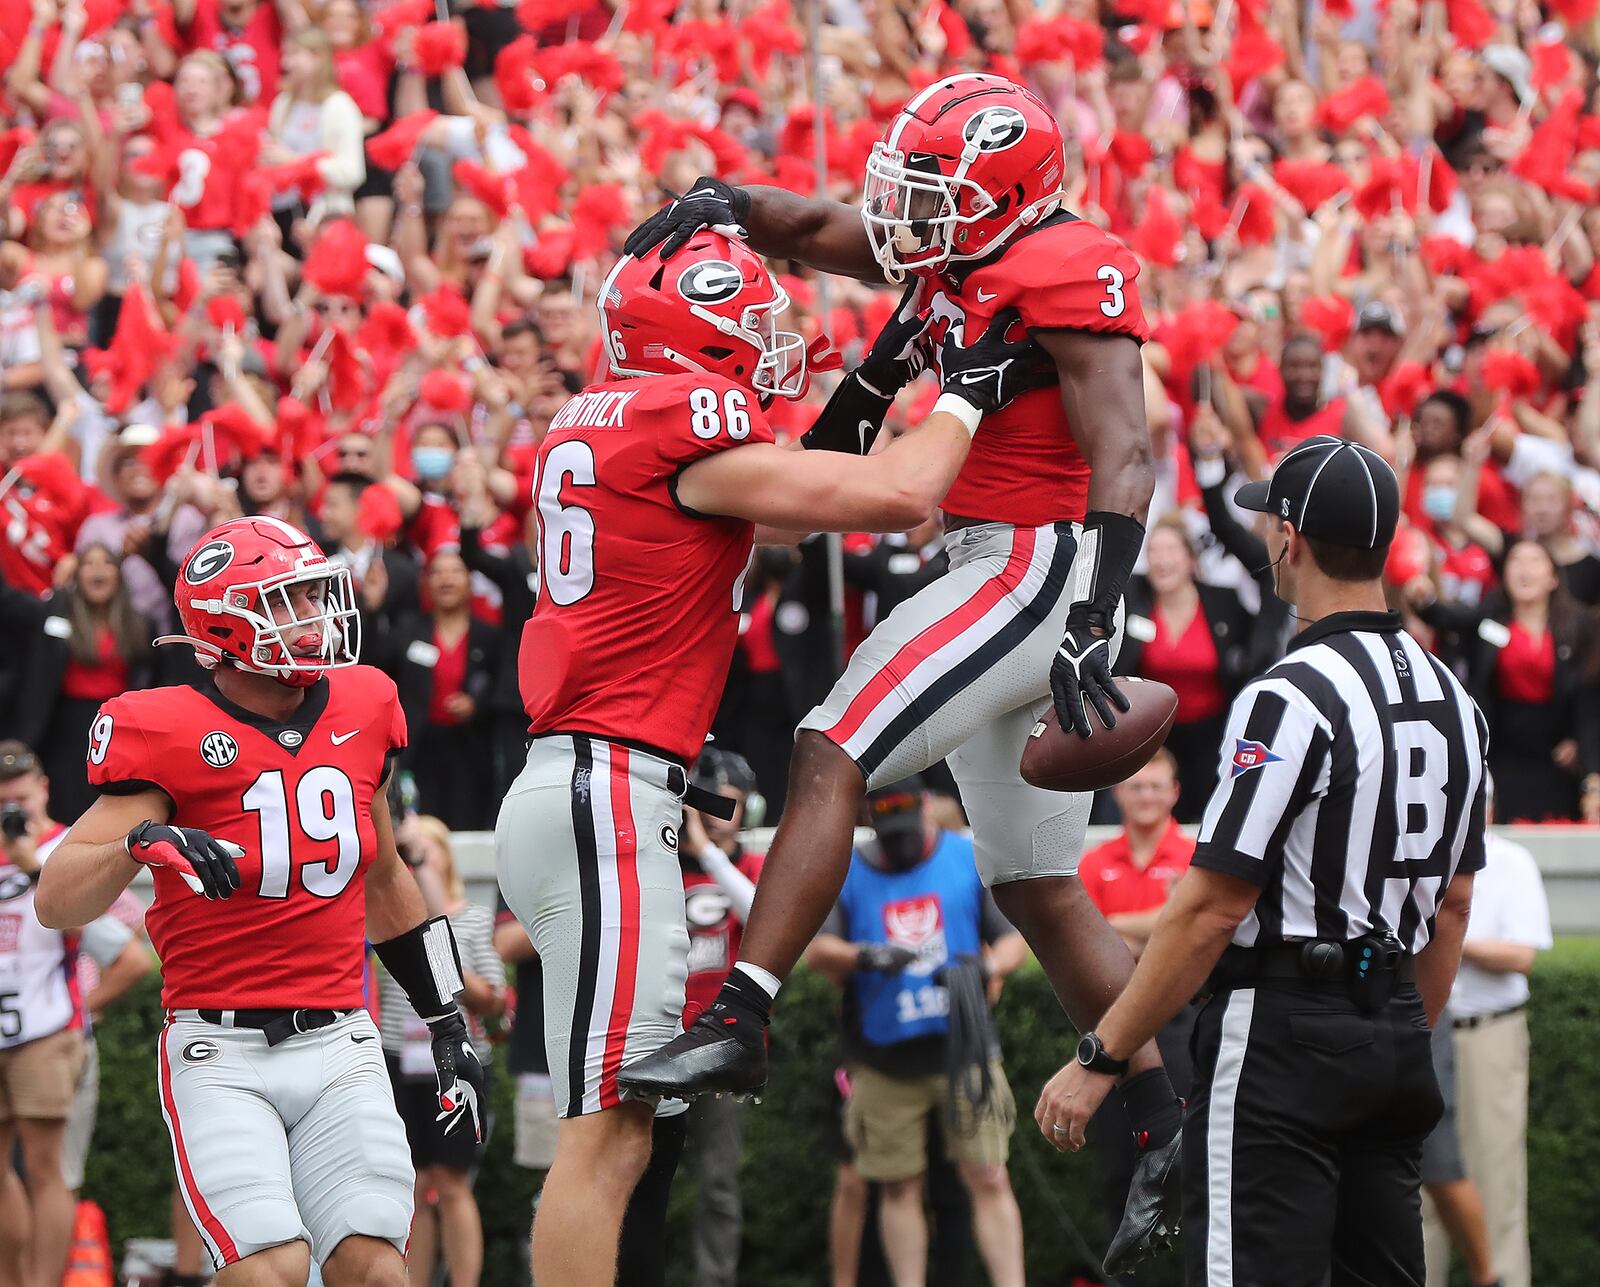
1076, 1034, 1097, 1066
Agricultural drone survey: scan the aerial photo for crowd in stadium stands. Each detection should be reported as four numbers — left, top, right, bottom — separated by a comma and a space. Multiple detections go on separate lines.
0, 0, 1589, 1279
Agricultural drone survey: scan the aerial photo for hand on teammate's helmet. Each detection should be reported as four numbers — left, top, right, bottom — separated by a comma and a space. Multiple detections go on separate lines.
622, 176, 749, 261
428, 1010, 487, 1140
857, 943, 919, 973
938, 308, 1054, 418
856, 279, 934, 396
1051, 607, 1132, 739
126, 821, 244, 899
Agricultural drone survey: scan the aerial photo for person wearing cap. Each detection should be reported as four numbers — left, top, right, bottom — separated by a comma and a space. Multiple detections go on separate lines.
1348, 301, 1406, 417
805, 777, 1027, 1287
1034, 436, 1489, 1285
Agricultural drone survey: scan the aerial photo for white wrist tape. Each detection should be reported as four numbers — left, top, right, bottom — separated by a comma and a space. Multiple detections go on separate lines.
933, 392, 983, 437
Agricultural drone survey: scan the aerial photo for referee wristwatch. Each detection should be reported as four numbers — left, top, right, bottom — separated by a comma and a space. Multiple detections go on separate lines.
1076, 1031, 1130, 1076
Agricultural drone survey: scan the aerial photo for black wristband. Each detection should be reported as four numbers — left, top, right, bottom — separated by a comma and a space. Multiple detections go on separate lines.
373, 915, 465, 1023
800, 371, 894, 455
1069, 510, 1146, 630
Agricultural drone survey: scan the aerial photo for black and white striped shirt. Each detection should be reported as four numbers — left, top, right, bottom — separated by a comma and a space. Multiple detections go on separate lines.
1194, 611, 1488, 953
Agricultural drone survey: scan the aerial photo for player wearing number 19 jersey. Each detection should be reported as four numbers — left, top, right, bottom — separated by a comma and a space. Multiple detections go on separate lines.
35, 516, 485, 1287
493, 228, 1050, 1286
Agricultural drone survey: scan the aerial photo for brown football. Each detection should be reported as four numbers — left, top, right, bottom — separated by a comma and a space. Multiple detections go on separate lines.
1020, 678, 1179, 793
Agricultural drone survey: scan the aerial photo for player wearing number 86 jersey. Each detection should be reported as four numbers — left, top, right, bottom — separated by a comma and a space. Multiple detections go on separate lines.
36, 516, 487, 1286
498, 228, 1054, 1287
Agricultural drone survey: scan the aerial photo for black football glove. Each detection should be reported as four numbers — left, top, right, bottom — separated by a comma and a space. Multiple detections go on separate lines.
857, 279, 934, 397
428, 1010, 487, 1140
938, 308, 1054, 420
1050, 511, 1145, 738
857, 943, 919, 972
126, 821, 244, 900
622, 176, 751, 260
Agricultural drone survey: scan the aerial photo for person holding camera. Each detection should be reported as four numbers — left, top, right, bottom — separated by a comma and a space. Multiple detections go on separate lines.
0, 742, 145, 1287
805, 777, 1027, 1287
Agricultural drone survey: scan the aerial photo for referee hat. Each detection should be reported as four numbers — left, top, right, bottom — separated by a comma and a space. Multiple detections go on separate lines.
1235, 436, 1399, 550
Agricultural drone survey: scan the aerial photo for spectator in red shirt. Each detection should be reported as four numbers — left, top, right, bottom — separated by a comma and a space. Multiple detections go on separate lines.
176, 0, 292, 106
1077, 749, 1197, 1282
1117, 516, 1257, 822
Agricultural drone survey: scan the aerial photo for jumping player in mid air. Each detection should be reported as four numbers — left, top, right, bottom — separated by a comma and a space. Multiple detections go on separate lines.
34, 516, 487, 1287
494, 229, 1048, 1287
617, 73, 1180, 1269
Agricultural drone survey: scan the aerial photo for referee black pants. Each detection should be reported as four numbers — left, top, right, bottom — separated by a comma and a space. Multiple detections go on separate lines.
1183, 982, 1444, 1287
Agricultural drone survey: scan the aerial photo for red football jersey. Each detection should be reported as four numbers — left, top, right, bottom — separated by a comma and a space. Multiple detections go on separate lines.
0, 453, 94, 595
682, 848, 764, 1023
85, 667, 406, 1009
518, 373, 772, 765
924, 218, 1148, 527
184, 0, 282, 103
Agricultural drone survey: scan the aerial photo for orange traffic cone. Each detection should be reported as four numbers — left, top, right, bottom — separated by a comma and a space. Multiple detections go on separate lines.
60, 1201, 112, 1287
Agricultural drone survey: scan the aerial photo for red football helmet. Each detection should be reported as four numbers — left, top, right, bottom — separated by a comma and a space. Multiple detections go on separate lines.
862, 73, 1066, 282
598, 231, 807, 398
160, 516, 360, 687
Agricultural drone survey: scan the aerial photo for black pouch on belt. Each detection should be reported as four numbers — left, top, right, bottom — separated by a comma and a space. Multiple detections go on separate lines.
1346, 930, 1404, 1011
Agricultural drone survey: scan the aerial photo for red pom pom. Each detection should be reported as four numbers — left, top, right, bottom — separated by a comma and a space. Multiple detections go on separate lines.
1165, 300, 1238, 370
1130, 187, 1184, 267
1317, 75, 1390, 136
506, 126, 569, 217
303, 219, 372, 300
1383, 522, 1432, 586
140, 424, 205, 483
452, 160, 513, 219
522, 225, 575, 279
570, 182, 631, 261
1421, 236, 1477, 278
494, 38, 546, 116
420, 369, 474, 412
1224, 3, 1285, 89
1191, 191, 1231, 243
1380, 360, 1432, 420
357, 302, 417, 362
1233, 183, 1277, 246
515, 0, 593, 32
366, 110, 438, 170
1445, 0, 1495, 49
375, 0, 433, 45
1108, 130, 1153, 177
1546, 0, 1598, 22
419, 286, 474, 339
1532, 38, 1576, 93
1298, 295, 1355, 352
205, 295, 248, 333
1272, 159, 1351, 212
358, 481, 404, 543
203, 404, 274, 460
1481, 350, 1540, 399
413, 22, 467, 77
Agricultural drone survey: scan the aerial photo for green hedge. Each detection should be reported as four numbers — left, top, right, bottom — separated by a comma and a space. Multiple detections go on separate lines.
87, 943, 1600, 1286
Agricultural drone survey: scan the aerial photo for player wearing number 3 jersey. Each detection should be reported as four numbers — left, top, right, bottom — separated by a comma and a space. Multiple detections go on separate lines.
494, 228, 1051, 1287
35, 516, 486, 1287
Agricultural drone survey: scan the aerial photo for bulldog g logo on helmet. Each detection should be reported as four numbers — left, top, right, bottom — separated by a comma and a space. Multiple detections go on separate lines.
185, 540, 235, 584
677, 260, 744, 305
962, 105, 1028, 152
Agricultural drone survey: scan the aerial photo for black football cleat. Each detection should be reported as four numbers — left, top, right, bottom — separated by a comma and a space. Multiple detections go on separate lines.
616, 1013, 768, 1102
1103, 1126, 1183, 1276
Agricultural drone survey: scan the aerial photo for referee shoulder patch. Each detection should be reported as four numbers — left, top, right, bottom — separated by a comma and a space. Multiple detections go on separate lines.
1230, 738, 1283, 778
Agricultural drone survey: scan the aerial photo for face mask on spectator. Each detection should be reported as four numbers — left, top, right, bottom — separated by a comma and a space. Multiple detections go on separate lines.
1422, 486, 1457, 523
413, 447, 454, 482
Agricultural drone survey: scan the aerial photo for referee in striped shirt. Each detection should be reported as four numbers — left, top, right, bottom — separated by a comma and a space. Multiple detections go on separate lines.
1034, 436, 1488, 1286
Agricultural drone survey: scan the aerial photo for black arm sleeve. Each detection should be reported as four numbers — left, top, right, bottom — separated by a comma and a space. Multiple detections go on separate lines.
799, 371, 895, 455
458, 525, 517, 592
1197, 469, 1271, 593
372, 915, 466, 1023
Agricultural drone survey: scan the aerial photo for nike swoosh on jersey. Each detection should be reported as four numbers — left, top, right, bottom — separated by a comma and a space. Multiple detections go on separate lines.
976, 288, 998, 302
330, 730, 359, 745
351, 1032, 375, 1043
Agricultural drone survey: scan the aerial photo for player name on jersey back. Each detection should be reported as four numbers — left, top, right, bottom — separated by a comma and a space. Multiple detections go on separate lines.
547, 389, 642, 433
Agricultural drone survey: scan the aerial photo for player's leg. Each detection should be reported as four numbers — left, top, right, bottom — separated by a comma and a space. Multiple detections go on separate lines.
0, 1114, 27, 1287
620, 522, 1080, 1098
318, 1237, 406, 1287
497, 736, 690, 1286
284, 1013, 416, 1273
156, 1019, 309, 1280
12, 1027, 88, 1287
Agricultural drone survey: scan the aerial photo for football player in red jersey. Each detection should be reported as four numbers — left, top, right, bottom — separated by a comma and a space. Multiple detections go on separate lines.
33, 515, 487, 1287
494, 228, 1047, 1287
619, 73, 1182, 1270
